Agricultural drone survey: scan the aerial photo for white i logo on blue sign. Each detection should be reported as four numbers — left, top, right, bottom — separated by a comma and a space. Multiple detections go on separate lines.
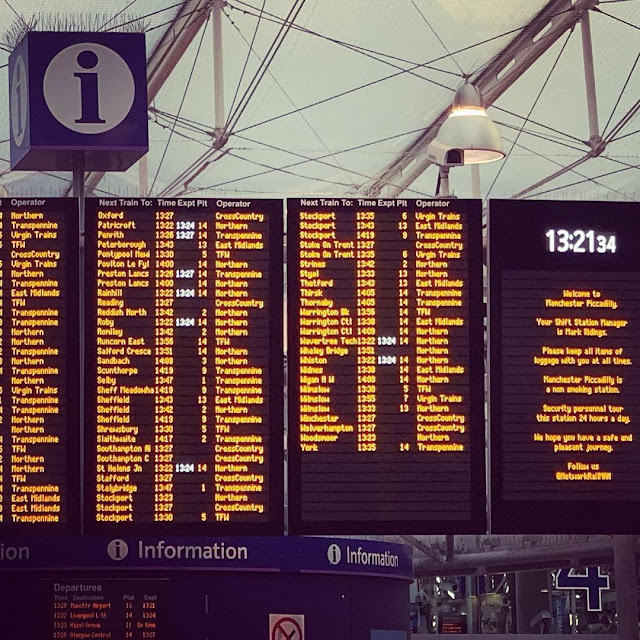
43, 42, 136, 134
106, 539, 129, 561
327, 543, 342, 565
10, 55, 28, 145
74, 50, 106, 124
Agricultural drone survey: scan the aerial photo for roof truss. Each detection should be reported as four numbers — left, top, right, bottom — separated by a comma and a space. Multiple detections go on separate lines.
361, 0, 598, 198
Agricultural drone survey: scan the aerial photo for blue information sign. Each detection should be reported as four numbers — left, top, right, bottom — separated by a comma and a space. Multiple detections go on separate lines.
9, 31, 148, 171
0, 536, 413, 581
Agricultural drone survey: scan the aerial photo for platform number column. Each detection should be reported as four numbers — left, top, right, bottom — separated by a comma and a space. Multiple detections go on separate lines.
399, 210, 411, 450
198, 219, 209, 522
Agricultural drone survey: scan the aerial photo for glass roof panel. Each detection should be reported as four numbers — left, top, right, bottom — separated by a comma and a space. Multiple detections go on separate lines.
0, 0, 637, 201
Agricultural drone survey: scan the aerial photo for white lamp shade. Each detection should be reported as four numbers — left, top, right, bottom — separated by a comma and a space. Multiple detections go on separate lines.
435, 108, 505, 164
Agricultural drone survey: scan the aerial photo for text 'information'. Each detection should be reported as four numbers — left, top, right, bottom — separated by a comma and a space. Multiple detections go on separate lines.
85, 198, 283, 534
288, 198, 485, 534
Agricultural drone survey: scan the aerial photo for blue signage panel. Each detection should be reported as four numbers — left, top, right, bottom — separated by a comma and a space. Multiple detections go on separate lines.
8, 35, 31, 168
0, 536, 413, 580
297, 537, 413, 580
556, 567, 609, 611
9, 31, 148, 171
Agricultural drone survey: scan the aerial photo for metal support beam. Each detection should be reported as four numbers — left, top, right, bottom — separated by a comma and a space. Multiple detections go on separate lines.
438, 166, 451, 197
471, 165, 481, 199
604, 98, 640, 143
362, 0, 598, 198
413, 538, 635, 577
147, 0, 212, 101
78, 0, 212, 196
580, 9, 601, 145
212, 0, 225, 137
72, 152, 85, 532
138, 155, 149, 197
510, 96, 639, 199
613, 536, 638, 640
511, 153, 591, 198
445, 535, 455, 562
399, 535, 445, 562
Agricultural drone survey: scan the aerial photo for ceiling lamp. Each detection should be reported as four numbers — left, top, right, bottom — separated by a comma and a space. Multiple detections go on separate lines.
428, 82, 505, 166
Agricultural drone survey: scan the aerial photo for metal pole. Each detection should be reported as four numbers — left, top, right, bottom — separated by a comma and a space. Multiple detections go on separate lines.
614, 535, 638, 640
72, 152, 85, 534
580, 10, 601, 145
139, 155, 149, 197
466, 576, 475, 633
212, 0, 225, 137
446, 534, 454, 562
570, 590, 577, 634
512, 154, 590, 199
471, 165, 481, 199
439, 166, 450, 197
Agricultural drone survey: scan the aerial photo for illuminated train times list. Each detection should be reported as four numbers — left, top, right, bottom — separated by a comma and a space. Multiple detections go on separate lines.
490, 199, 640, 533
0, 198, 78, 530
85, 198, 283, 533
288, 198, 484, 534
44, 579, 164, 640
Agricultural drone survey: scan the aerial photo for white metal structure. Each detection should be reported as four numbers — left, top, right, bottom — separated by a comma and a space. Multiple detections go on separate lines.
0, 0, 635, 201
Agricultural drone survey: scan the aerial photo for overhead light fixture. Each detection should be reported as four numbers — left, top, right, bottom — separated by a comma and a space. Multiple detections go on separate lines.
427, 82, 504, 196
430, 82, 505, 166
435, 82, 505, 164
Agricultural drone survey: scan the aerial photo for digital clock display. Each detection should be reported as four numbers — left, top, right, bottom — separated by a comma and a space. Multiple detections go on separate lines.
545, 229, 617, 253
490, 199, 640, 533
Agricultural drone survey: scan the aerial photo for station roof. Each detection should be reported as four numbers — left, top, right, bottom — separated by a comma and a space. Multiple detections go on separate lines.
0, 2, 637, 566
0, 0, 637, 202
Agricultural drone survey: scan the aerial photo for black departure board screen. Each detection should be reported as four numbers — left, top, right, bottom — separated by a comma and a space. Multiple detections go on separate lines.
490, 199, 640, 533
0, 198, 79, 531
85, 198, 283, 534
288, 198, 485, 534
43, 579, 165, 639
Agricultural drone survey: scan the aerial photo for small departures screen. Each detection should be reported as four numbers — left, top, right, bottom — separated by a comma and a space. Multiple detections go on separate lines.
490, 199, 640, 533
287, 198, 485, 534
0, 198, 79, 531
42, 579, 165, 640
84, 198, 284, 534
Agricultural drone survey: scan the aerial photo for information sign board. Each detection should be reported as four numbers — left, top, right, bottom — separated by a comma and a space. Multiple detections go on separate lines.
84, 197, 284, 534
288, 198, 485, 534
490, 199, 640, 532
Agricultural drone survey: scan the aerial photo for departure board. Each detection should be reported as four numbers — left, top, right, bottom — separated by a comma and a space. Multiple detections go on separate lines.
288, 198, 485, 534
490, 199, 640, 533
43, 579, 165, 639
0, 198, 79, 531
85, 198, 284, 534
